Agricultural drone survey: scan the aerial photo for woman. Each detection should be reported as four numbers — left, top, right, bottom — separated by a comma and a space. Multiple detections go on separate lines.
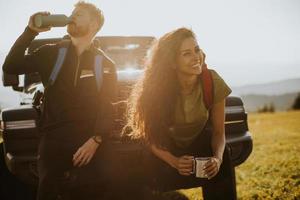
125, 28, 235, 199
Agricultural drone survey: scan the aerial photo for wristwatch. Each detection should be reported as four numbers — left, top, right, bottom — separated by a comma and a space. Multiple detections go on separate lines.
92, 135, 102, 144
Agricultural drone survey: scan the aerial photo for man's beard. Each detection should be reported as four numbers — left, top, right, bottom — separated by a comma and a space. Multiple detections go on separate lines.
67, 23, 90, 38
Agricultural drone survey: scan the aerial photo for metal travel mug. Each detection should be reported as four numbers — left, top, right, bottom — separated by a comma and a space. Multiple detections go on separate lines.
34, 14, 71, 28
192, 157, 210, 178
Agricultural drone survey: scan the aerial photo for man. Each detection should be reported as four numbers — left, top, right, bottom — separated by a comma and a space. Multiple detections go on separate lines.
2, 1, 116, 199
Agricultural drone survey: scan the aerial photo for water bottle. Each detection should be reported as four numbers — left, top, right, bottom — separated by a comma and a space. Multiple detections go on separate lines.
34, 14, 71, 28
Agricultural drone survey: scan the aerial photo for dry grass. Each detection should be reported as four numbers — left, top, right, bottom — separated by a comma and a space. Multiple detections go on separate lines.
235, 111, 300, 200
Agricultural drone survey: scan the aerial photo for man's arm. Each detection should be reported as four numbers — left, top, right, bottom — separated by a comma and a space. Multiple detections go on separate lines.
2, 12, 51, 75
72, 96, 114, 167
73, 56, 116, 167
92, 55, 116, 138
2, 27, 39, 75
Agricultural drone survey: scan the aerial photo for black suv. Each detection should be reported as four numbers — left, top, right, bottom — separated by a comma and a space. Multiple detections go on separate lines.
0, 36, 252, 199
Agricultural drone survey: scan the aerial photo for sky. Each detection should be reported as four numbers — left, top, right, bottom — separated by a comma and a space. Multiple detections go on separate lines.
0, 0, 299, 87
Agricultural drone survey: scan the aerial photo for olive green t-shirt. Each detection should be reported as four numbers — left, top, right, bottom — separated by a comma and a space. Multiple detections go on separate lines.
169, 70, 232, 148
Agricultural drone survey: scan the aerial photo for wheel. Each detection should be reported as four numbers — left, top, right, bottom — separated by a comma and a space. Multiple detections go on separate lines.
0, 142, 36, 200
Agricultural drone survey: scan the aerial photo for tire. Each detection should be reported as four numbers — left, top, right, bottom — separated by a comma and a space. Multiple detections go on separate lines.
0, 142, 36, 200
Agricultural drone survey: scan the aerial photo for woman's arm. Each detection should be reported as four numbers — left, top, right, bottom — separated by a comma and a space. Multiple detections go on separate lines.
211, 99, 226, 161
204, 99, 226, 179
150, 145, 194, 176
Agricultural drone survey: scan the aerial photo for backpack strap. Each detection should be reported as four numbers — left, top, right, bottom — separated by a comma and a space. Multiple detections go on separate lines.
93, 55, 103, 91
48, 40, 70, 86
200, 63, 214, 110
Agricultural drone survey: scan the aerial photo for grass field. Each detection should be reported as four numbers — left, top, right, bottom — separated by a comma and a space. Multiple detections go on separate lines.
176, 111, 300, 200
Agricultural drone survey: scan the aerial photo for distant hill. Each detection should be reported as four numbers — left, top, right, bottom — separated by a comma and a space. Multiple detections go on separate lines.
240, 93, 299, 112
232, 78, 300, 96
231, 78, 300, 112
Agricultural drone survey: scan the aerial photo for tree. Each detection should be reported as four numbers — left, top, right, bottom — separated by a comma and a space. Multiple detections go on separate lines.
269, 103, 275, 113
292, 93, 300, 110
257, 103, 275, 113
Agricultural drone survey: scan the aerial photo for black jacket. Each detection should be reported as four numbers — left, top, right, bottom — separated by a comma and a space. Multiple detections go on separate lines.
2, 27, 117, 137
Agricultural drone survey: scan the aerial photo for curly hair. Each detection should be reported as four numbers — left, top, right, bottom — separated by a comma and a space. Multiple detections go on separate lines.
125, 27, 196, 147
